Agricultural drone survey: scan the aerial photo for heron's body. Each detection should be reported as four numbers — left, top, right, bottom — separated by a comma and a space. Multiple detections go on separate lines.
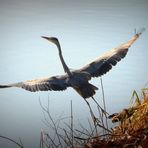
66, 71, 98, 98
0, 28, 145, 99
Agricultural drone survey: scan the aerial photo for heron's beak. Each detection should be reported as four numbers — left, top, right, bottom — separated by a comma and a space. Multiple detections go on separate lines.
42, 36, 51, 41
41, 36, 58, 46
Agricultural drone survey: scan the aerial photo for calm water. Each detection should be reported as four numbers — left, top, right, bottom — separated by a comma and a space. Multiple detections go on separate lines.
0, 0, 148, 147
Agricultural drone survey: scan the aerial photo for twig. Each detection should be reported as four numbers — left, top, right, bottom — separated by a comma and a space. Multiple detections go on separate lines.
46, 133, 58, 148
70, 100, 74, 148
88, 119, 94, 135
96, 122, 112, 133
63, 128, 71, 146
19, 138, 24, 148
75, 129, 90, 137
0, 135, 24, 148
100, 77, 109, 133
39, 97, 63, 148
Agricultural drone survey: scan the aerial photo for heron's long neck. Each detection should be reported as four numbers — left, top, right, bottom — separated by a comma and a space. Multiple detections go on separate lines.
56, 43, 72, 76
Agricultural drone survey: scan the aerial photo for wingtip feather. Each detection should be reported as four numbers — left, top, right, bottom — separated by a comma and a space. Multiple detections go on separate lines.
0, 85, 11, 88
136, 27, 146, 36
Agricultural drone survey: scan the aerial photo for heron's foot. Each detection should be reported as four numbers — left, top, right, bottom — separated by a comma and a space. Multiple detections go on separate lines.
94, 117, 100, 125
100, 108, 109, 116
90, 113, 100, 125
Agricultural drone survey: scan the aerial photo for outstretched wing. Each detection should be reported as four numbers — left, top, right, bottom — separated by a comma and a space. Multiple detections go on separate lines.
76, 28, 145, 77
0, 75, 70, 92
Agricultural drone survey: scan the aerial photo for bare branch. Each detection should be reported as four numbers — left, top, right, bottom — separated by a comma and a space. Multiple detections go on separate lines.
0, 135, 24, 148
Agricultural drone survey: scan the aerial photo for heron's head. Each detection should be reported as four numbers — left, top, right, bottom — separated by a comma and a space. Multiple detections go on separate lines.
42, 36, 59, 46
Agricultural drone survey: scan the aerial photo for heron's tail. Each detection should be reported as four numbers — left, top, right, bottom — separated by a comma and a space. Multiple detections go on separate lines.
74, 83, 98, 99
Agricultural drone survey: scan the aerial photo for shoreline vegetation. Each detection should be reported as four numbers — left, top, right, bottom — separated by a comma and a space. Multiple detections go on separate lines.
84, 88, 148, 147
0, 87, 147, 148
39, 87, 148, 148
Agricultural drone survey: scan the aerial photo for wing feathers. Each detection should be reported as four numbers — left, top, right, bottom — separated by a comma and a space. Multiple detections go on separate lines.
0, 75, 69, 92
77, 29, 145, 77
21, 76, 69, 92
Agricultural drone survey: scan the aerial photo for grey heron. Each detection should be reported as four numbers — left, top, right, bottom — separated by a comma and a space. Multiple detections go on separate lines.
0, 28, 145, 96
0, 28, 145, 119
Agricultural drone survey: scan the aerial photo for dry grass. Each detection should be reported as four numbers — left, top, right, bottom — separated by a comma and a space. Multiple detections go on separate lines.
84, 88, 148, 148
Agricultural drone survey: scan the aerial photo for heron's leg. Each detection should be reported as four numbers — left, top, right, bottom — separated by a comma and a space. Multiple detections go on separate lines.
84, 99, 98, 124
91, 96, 109, 116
